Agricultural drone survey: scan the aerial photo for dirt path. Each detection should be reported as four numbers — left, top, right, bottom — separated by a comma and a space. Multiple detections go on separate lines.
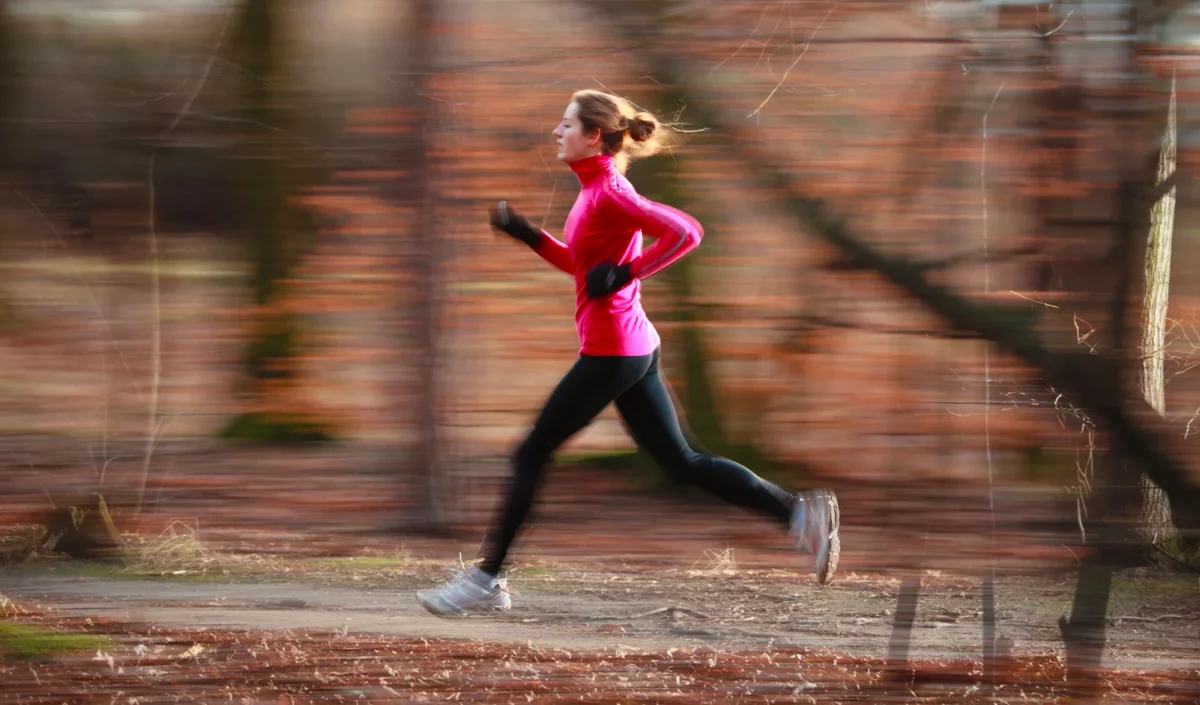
1, 574, 680, 652
4, 565, 1197, 673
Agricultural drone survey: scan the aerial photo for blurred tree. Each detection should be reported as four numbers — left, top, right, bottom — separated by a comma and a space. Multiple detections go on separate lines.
0, 0, 22, 330
403, 0, 448, 531
0, 0, 11, 168
239, 0, 287, 309
627, 155, 781, 484
1138, 71, 1182, 561
220, 0, 333, 443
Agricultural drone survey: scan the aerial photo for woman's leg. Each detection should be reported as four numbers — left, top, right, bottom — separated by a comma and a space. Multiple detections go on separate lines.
614, 348, 839, 583
477, 353, 652, 576
613, 349, 795, 524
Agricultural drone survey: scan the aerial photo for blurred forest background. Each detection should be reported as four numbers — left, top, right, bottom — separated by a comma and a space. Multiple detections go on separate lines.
1, 0, 1198, 582
1, 0, 1200, 697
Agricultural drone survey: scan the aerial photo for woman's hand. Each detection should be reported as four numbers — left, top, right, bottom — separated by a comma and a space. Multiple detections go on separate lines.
489, 201, 543, 248
585, 262, 633, 299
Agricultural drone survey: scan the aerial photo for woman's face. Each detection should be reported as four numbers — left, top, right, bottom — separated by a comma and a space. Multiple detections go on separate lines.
553, 101, 600, 163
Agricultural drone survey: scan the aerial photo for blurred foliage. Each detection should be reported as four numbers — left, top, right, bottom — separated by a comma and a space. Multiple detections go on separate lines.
219, 0, 334, 443
0, 0, 1195, 538
628, 153, 785, 486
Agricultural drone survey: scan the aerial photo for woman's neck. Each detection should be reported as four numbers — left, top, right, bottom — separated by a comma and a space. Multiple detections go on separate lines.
568, 153, 615, 184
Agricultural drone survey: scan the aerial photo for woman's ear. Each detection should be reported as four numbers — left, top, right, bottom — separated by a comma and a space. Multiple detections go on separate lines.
588, 130, 601, 147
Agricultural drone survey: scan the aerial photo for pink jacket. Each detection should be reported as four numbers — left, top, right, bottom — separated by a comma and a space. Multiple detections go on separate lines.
533, 154, 703, 356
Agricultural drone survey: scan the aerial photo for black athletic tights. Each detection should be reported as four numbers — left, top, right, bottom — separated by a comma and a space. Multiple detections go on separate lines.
479, 347, 796, 576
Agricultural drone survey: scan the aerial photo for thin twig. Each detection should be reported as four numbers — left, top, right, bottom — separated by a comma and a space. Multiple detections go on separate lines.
166, 9, 235, 134
1010, 291, 1059, 309
139, 7, 232, 514
748, 1, 838, 119
137, 154, 161, 515
536, 150, 559, 231
2, 182, 143, 400
981, 80, 1003, 504
587, 606, 711, 621
754, 4, 787, 71
1184, 406, 1200, 439
1061, 544, 1082, 566
118, 78, 191, 108
100, 339, 110, 484
981, 80, 1004, 691
1109, 614, 1190, 624
708, 4, 772, 76
1041, 11, 1074, 37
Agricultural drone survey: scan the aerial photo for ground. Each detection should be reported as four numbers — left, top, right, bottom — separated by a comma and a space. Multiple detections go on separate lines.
2, 443, 1199, 702
1, 561, 1198, 702
2, 556, 1200, 669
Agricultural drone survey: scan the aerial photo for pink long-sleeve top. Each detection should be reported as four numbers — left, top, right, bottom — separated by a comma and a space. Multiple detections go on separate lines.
532, 154, 703, 357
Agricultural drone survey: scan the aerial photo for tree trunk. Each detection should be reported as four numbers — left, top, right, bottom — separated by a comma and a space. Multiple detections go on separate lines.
626, 160, 729, 449
405, 0, 446, 532
0, 0, 11, 168
1053, 14, 1152, 673
1059, 173, 1142, 697
242, 0, 286, 308
221, 0, 332, 443
0, 0, 15, 330
1058, 487, 1117, 699
1139, 70, 1180, 555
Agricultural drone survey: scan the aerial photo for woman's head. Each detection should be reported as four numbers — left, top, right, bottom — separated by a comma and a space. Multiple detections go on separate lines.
553, 89, 666, 170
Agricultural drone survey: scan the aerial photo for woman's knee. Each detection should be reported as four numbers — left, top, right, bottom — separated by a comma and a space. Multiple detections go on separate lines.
658, 446, 706, 482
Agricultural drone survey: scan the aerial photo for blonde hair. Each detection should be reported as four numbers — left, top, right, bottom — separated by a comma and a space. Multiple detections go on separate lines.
570, 89, 668, 171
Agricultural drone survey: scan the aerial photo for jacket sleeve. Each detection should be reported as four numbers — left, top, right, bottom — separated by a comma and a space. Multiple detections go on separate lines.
532, 230, 574, 275
602, 179, 703, 280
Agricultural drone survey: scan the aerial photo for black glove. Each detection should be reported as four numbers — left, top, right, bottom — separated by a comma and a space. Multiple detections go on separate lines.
585, 262, 633, 299
488, 201, 543, 248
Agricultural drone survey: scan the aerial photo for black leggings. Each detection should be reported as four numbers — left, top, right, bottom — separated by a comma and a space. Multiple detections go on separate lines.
479, 347, 795, 576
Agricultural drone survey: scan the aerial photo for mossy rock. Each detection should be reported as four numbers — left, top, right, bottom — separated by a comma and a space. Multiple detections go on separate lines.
7, 493, 127, 565
0, 623, 114, 662
0, 526, 47, 566
1149, 536, 1200, 572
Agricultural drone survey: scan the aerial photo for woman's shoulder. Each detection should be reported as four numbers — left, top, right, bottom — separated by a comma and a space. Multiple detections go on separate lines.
598, 170, 643, 207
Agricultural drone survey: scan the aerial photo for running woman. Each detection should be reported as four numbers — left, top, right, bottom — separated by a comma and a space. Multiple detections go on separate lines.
417, 89, 839, 617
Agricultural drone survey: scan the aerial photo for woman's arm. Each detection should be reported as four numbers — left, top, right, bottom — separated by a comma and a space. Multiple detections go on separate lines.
491, 201, 573, 275
603, 180, 703, 280
531, 230, 574, 275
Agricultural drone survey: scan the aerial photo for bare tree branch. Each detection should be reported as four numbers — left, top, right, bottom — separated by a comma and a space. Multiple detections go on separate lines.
572, 0, 1200, 534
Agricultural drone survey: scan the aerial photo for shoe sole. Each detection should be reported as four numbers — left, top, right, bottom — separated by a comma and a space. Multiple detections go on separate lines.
416, 592, 512, 619
416, 592, 467, 618
815, 490, 840, 586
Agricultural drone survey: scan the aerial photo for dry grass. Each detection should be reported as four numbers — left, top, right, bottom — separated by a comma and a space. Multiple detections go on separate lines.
124, 519, 215, 576
689, 547, 737, 576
